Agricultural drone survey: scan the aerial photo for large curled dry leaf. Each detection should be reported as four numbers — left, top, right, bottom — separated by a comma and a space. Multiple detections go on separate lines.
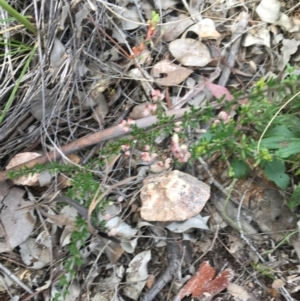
0, 186, 36, 252
169, 39, 211, 67
6, 152, 41, 186
151, 59, 193, 86
174, 261, 234, 301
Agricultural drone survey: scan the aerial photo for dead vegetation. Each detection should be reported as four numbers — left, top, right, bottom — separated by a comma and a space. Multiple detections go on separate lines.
1, 0, 300, 300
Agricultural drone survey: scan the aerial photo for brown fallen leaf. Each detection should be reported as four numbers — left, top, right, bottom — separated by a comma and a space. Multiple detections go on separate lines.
151, 59, 193, 86
174, 261, 234, 301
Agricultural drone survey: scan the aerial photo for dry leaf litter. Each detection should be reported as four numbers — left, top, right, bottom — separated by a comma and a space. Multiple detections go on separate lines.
0, 0, 300, 301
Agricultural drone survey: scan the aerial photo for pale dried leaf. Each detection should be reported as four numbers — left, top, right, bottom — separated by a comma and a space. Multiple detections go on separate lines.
227, 283, 251, 301
129, 103, 151, 120
156, 0, 178, 10
123, 250, 151, 300
166, 215, 210, 233
151, 59, 193, 86
243, 27, 270, 48
59, 3, 70, 30
169, 39, 211, 67
162, 14, 194, 42
29, 88, 58, 120
118, 5, 140, 30
50, 38, 65, 68
6, 152, 41, 186
128, 68, 153, 95
75, 5, 90, 38
38, 170, 52, 187
0, 188, 36, 253
277, 13, 299, 32
121, 237, 138, 253
272, 279, 285, 289
198, 18, 221, 41
74, 60, 90, 77
19, 237, 51, 269
256, 0, 281, 24
105, 216, 138, 238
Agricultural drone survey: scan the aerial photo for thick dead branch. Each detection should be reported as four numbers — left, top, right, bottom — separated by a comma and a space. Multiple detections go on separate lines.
0, 108, 189, 182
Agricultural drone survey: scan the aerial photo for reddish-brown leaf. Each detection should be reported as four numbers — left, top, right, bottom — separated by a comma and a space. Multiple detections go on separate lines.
174, 262, 234, 301
195, 269, 234, 298
204, 80, 234, 101
174, 261, 215, 301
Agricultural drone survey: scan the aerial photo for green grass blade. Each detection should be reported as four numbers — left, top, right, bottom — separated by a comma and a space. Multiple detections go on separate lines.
0, 42, 38, 124
0, 0, 37, 34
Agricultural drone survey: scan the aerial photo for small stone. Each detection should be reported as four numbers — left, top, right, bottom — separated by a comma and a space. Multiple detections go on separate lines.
140, 170, 210, 221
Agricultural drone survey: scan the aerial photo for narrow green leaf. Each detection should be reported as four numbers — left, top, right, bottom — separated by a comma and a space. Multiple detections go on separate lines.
0, 0, 37, 34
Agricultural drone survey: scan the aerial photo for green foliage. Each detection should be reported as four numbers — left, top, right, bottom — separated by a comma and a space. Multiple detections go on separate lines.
262, 159, 290, 190
288, 185, 300, 208
151, 11, 160, 25
229, 159, 250, 179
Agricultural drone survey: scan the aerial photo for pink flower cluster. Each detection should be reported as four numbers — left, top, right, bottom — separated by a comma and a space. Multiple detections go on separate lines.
151, 89, 164, 101
142, 103, 157, 117
170, 133, 191, 163
156, 157, 172, 169
213, 111, 230, 126
118, 118, 135, 132
174, 121, 183, 133
121, 144, 131, 157
141, 145, 158, 162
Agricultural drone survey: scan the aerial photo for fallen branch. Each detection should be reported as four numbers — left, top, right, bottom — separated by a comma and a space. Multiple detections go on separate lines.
0, 108, 189, 182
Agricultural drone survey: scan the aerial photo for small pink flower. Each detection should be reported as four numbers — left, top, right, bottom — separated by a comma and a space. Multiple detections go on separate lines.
157, 161, 164, 167
150, 153, 158, 160
213, 119, 221, 126
149, 103, 157, 112
142, 108, 150, 117
143, 145, 150, 151
218, 111, 230, 123
119, 120, 126, 127
121, 144, 130, 151
108, 228, 118, 237
141, 152, 151, 162
104, 214, 111, 220
127, 118, 135, 125
164, 158, 172, 168
118, 196, 125, 203
124, 150, 131, 157
151, 89, 164, 101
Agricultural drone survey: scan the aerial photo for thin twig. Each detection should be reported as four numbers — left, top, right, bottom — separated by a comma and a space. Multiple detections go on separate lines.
218, 12, 250, 87
0, 262, 33, 294
140, 239, 182, 301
